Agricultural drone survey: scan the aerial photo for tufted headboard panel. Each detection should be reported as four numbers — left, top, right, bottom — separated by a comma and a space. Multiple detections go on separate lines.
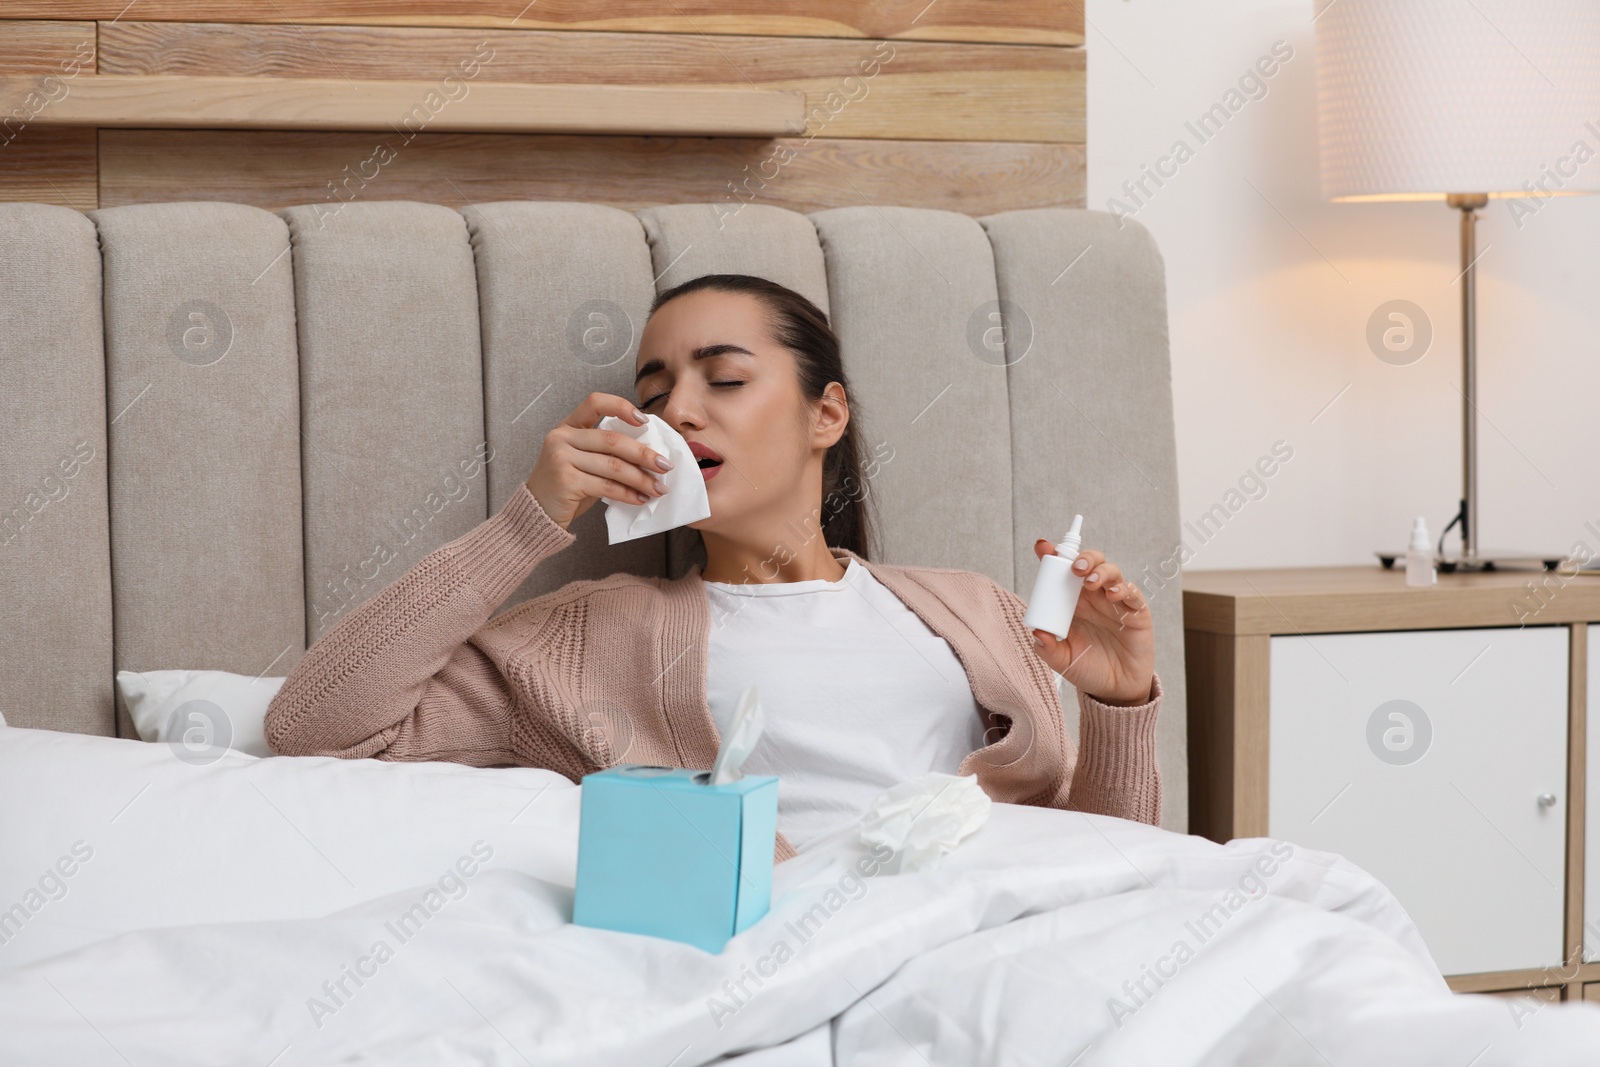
0, 199, 1188, 831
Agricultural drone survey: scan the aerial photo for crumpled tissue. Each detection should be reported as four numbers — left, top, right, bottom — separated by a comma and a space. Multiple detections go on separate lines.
857, 771, 991, 874
596, 412, 711, 544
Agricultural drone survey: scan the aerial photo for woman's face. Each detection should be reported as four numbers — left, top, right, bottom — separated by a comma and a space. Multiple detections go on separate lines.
633, 288, 845, 538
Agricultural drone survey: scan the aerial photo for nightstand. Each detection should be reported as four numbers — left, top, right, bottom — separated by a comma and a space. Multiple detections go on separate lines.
1183, 566, 1600, 997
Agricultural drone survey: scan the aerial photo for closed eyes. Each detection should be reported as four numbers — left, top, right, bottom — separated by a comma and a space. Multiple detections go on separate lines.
640, 380, 745, 410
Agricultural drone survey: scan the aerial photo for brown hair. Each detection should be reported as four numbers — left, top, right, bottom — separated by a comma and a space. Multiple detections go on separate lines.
648, 273, 876, 560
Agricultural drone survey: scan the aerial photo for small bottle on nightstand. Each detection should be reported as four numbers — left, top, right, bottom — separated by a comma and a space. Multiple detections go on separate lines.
1405, 517, 1436, 587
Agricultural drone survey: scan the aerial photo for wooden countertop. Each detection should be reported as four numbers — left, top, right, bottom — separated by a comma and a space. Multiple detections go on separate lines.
1182, 565, 1600, 635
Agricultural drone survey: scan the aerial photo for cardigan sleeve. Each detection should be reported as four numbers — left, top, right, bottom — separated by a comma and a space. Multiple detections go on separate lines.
1063, 671, 1164, 826
263, 481, 579, 765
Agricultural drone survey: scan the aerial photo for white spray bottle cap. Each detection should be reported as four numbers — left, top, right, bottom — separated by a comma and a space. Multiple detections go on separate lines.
1409, 516, 1430, 551
709, 684, 765, 785
1056, 514, 1084, 558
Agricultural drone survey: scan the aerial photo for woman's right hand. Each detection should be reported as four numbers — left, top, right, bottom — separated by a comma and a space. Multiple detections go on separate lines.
524, 393, 676, 530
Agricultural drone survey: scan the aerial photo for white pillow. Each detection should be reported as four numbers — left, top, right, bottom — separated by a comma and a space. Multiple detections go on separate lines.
116, 669, 285, 760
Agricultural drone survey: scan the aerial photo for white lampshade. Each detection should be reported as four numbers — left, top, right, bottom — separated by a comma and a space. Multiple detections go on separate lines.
1315, 0, 1600, 201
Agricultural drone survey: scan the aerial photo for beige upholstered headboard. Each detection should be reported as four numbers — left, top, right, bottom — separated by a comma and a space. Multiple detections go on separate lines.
0, 199, 1188, 830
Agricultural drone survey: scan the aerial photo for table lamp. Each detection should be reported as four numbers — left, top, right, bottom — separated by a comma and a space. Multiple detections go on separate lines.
1314, 0, 1600, 571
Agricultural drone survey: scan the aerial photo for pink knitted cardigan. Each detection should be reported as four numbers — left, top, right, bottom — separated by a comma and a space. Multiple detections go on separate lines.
265, 482, 1164, 863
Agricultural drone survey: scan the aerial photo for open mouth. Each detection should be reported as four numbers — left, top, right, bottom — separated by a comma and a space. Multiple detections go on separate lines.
687, 441, 724, 476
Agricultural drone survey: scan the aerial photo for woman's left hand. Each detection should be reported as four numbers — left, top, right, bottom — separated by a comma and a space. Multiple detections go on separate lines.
1029, 542, 1155, 706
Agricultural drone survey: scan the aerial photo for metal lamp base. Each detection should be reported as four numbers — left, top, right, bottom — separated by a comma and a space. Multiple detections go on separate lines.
1374, 549, 1569, 573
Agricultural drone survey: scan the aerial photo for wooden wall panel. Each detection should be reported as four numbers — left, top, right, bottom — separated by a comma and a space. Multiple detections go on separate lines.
4, 6, 1086, 216
0, 20, 97, 206
96, 22, 1082, 144
0, 127, 97, 208
1, 18, 100, 209
97, 129, 1085, 214
0, 19, 95, 72
7, 2, 1082, 46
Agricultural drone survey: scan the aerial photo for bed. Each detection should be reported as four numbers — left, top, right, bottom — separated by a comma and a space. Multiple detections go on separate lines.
3, 198, 1597, 1063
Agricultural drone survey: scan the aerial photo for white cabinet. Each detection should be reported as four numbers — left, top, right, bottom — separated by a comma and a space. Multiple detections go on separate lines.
1269, 626, 1568, 975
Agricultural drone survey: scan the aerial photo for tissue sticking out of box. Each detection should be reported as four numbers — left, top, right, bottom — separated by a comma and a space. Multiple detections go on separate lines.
709, 685, 764, 785
857, 772, 991, 874
596, 413, 712, 544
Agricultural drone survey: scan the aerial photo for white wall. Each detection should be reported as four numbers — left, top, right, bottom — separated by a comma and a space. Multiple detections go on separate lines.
1089, 0, 1600, 572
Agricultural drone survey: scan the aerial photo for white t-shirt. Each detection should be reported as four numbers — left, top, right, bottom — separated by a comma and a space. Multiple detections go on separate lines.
703, 554, 989, 852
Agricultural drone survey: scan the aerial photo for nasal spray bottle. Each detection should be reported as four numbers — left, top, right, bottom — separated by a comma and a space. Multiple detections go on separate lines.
1405, 516, 1436, 587
1023, 514, 1085, 641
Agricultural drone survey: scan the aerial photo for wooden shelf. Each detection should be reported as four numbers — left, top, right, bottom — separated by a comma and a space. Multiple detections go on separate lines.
0, 74, 805, 137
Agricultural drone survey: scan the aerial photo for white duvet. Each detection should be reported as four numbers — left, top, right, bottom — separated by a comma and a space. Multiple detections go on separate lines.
2, 724, 1598, 1066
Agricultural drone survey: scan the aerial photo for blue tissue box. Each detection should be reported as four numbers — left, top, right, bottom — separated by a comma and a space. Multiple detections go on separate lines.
573, 764, 779, 954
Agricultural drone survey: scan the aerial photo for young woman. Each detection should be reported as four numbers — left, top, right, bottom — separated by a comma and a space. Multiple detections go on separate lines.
265, 274, 1164, 862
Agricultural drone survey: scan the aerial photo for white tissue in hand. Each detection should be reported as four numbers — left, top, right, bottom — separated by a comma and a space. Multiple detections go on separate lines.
857, 771, 991, 874
596, 413, 711, 544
